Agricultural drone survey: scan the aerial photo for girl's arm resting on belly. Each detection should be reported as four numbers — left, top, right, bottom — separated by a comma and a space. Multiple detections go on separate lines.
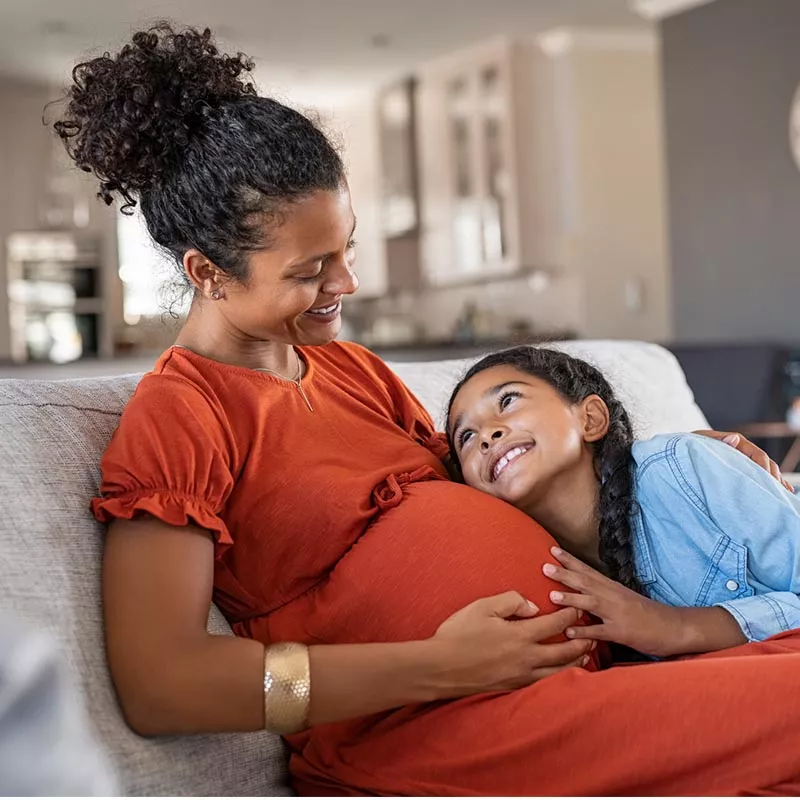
104, 518, 592, 736
546, 548, 746, 658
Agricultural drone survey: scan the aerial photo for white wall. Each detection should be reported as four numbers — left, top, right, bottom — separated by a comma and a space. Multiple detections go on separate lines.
312, 94, 388, 299
541, 30, 672, 341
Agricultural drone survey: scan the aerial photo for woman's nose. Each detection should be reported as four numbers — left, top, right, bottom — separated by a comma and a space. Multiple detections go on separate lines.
479, 429, 505, 451
321, 257, 359, 296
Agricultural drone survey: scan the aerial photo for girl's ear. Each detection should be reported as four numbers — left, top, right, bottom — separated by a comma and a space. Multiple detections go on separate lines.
580, 395, 610, 443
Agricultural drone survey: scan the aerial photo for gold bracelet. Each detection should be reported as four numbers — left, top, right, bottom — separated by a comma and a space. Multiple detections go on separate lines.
263, 642, 311, 735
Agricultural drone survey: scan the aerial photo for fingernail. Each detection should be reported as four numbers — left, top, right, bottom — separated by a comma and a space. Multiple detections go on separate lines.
566, 628, 575, 638
527, 600, 539, 613
551, 546, 563, 556
543, 564, 557, 577
551, 591, 563, 602
590, 641, 597, 650
580, 655, 590, 666
722, 434, 739, 445
576, 610, 584, 619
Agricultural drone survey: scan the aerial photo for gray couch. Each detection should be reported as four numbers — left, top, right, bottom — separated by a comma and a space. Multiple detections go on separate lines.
0, 341, 708, 795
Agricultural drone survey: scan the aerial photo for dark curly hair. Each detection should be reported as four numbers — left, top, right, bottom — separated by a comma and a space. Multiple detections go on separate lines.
52, 22, 345, 294
446, 346, 641, 593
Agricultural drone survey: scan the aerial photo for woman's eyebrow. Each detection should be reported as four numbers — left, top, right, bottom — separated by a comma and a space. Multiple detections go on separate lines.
287, 218, 358, 269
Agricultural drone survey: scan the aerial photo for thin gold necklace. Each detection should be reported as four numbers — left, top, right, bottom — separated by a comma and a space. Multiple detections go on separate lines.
253, 350, 314, 412
173, 344, 314, 412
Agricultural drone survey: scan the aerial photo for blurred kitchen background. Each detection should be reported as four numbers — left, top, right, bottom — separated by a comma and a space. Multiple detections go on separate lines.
3, 0, 800, 459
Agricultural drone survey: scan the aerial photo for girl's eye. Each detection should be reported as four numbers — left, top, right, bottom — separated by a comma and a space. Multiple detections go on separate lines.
458, 429, 474, 448
499, 391, 521, 410
347, 238, 357, 250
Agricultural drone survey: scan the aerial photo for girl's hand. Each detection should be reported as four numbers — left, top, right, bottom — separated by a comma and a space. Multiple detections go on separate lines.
695, 429, 794, 493
432, 591, 595, 694
542, 548, 744, 657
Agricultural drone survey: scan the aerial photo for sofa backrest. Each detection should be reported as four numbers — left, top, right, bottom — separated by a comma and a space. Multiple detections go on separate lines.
391, 340, 709, 434
0, 341, 707, 795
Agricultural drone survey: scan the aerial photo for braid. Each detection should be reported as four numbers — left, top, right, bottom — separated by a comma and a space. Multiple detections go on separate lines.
447, 346, 641, 592
595, 398, 640, 592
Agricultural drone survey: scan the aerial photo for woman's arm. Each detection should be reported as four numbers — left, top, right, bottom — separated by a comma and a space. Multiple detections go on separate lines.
696, 429, 794, 492
105, 517, 592, 736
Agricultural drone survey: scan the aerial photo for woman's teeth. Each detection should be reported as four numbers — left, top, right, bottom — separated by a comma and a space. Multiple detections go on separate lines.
307, 302, 340, 316
492, 445, 532, 481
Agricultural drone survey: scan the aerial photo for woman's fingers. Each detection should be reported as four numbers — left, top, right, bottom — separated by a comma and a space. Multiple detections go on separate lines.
516, 607, 580, 641
530, 638, 594, 668
473, 591, 540, 620
719, 432, 773, 474
714, 430, 794, 491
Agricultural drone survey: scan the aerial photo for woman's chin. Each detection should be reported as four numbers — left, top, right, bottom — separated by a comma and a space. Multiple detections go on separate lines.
296, 320, 342, 346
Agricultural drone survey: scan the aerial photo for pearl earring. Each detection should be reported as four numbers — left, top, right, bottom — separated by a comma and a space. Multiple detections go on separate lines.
211, 289, 222, 300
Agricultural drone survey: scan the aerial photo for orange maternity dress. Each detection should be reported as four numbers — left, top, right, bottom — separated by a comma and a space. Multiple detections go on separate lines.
93, 341, 800, 796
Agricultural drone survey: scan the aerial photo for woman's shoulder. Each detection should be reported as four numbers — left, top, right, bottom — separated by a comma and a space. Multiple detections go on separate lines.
129, 348, 222, 407
120, 349, 238, 443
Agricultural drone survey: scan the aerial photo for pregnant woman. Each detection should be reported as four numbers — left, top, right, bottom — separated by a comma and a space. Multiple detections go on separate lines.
62, 23, 800, 795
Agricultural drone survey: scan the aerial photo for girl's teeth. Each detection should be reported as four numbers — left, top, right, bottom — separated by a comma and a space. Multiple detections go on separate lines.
493, 446, 529, 480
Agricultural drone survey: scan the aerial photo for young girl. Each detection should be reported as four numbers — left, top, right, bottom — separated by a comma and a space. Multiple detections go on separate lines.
447, 346, 800, 657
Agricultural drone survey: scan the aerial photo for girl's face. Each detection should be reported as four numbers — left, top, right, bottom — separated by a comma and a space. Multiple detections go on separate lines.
199, 183, 360, 348
448, 365, 604, 508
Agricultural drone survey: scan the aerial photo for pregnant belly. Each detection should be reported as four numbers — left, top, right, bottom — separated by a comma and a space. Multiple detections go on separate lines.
266, 480, 568, 645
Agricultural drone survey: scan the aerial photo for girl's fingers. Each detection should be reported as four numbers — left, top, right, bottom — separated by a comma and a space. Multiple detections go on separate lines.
565, 624, 612, 641
542, 562, 591, 591
549, 590, 597, 612
549, 547, 603, 577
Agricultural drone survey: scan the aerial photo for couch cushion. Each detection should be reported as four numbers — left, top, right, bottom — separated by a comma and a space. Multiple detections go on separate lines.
389, 340, 709, 434
0, 340, 707, 795
0, 375, 290, 797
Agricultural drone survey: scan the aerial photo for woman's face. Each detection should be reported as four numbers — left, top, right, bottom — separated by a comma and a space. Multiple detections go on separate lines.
448, 365, 594, 508
216, 183, 359, 347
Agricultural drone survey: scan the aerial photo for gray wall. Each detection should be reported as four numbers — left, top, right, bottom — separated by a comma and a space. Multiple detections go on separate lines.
662, 0, 800, 343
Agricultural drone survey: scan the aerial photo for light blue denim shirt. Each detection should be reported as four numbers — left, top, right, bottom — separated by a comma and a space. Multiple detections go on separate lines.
630, 433, 800, 642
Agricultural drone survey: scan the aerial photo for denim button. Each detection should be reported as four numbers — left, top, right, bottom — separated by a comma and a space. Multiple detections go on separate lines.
725, 579, 739, 591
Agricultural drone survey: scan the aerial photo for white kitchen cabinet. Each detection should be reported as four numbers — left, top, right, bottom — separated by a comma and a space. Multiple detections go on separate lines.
415, 38, 555, 287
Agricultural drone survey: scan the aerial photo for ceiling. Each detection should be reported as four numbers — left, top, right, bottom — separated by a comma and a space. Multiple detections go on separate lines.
0, 0, 651, 104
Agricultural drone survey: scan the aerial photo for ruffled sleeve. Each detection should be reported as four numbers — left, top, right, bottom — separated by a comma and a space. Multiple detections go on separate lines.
91, 374, 236, 551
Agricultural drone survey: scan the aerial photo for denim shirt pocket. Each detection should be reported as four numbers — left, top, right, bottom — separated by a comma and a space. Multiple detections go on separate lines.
694, 534, 754, 607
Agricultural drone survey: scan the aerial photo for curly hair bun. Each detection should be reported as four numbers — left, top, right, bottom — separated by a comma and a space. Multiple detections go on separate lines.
53, 22, 257, 206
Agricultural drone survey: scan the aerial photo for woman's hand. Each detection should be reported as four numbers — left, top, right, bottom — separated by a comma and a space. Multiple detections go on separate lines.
543, 548, 747, 657
431, 591, 595, 695
695, 429, 794, 492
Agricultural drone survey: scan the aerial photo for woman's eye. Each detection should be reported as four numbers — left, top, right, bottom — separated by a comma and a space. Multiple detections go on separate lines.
296, 268, 323, 283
